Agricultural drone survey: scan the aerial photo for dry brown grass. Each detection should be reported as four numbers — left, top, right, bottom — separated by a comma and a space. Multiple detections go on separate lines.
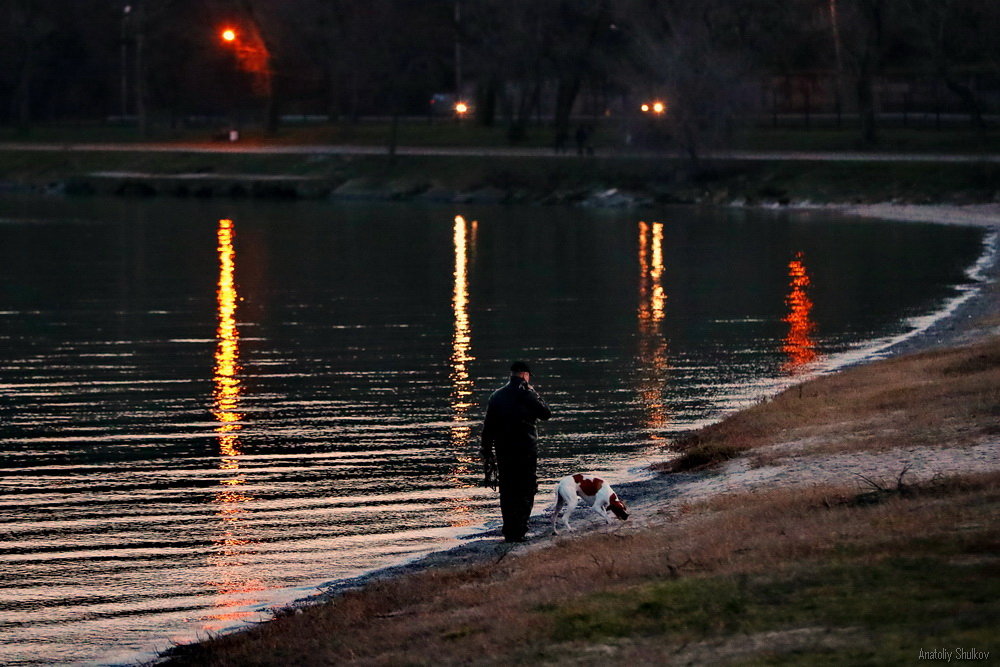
163, 471, 1000, 666
655, 336, 1000, 471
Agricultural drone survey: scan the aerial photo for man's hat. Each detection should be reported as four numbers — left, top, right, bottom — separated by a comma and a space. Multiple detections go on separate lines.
510, 361, 531, 375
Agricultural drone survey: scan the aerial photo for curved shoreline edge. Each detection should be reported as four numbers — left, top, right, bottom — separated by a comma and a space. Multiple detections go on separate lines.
150, 202, 1000, 665
835, 203, 1000, 357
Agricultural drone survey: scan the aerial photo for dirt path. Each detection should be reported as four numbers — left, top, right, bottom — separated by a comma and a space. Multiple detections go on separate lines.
1, 141, 999, 163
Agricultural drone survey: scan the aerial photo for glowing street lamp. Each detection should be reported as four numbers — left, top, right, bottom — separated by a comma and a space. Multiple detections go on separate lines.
217, 24, 273, 99
641, 101, 667, 115
454, 101, 469, 116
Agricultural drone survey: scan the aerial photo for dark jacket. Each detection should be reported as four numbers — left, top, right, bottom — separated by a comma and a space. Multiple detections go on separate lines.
481, 376, 552, 454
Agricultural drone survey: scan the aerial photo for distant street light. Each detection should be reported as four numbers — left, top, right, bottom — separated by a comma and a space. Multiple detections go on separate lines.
454, 102, 469, 116
221, 28, 237, 42
641, 101, 667, 115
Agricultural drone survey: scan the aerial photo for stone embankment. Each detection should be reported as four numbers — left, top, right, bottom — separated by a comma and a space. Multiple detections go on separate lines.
63, 172, 659, 207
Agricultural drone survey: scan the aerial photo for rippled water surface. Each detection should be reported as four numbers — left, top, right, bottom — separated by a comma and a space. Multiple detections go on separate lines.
0, 197, 984, 664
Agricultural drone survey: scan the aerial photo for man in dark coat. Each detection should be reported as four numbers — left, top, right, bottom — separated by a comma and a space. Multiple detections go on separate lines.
480, 361, 552, 542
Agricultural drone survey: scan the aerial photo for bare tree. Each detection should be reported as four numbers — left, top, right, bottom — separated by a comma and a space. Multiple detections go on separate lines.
2, 1, 54, 131
837, 0, 885, 144
548, 0, 614, 144
628, 0, 758, 166
903, 0, 998, 129
464, 0, 551, 140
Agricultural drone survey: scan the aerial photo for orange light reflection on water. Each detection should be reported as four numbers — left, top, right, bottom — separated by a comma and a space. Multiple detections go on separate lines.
206, 218, 265, 630
450, 215, 475, 429
637, 221, 669, 436
213, 219, 242, 445
446, 215, 478, 527
782, 252, 818, 373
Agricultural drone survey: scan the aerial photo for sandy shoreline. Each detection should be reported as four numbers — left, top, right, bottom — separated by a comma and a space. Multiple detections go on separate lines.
187, 202, 1000, 645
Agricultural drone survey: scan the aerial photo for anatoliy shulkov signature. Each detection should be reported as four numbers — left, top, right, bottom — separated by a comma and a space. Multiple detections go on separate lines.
918, 648, 990, 662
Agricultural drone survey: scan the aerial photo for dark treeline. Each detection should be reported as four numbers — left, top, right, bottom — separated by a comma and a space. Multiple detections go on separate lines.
1, 0, 997, 148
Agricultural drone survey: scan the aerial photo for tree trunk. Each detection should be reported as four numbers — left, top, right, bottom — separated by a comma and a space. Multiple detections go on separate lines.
552, 0, 611, 144
134, 0, 151, 137
13, 47, 34, 132
476, 77, 498, 127
508, 81, 539, 144
683, 122, 701, 172
265, 73, 280, 135
856, 56, 877, 145
553, 78, 581, 142
942, 72, 986, 129
387, 91, 400, 163
349, 70, 360, 123
11, 1, 42, 133
324, 70, 339, 122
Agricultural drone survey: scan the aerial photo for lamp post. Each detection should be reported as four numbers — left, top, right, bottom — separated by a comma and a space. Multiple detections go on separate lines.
454, 0, 463, 98
120, 4, 131, 118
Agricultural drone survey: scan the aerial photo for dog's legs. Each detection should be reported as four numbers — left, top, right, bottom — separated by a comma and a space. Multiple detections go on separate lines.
562, 494, 579, 532
551, 492, 565, 535
595, 503, 611, 524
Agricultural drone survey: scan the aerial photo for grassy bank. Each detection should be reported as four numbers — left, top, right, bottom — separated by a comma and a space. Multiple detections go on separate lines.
661, 334, 1000, 473
1, 147, 998, 205
4, 122, 999, 154
162, 336, 1000, 666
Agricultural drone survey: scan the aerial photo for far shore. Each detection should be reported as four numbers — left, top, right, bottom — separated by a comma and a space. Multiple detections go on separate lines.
158, 202, 999, 666
1, 141, 998, 207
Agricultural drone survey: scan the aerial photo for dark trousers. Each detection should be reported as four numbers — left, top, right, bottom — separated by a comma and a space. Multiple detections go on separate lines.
496, 446, 537, 540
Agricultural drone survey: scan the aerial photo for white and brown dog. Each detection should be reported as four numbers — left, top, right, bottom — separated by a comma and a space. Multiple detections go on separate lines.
551, 473, 629, 534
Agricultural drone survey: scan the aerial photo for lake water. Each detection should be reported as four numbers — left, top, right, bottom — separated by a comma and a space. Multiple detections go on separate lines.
0, 196, 986, 665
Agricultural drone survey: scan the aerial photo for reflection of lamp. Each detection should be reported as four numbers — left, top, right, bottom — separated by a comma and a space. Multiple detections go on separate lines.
213, 218, 242, 454
637, 221, 669, 435
450, 215, 475, 436
781, 251, 818, 372
206, 218, 265, 630
446, 215, 478, 527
